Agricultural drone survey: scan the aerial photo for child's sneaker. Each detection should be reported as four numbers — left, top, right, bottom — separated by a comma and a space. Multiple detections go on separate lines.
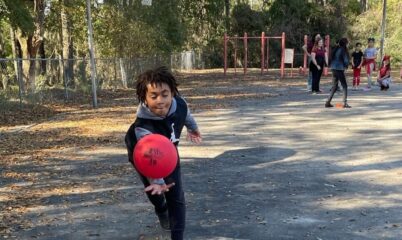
156, 210, 170, 231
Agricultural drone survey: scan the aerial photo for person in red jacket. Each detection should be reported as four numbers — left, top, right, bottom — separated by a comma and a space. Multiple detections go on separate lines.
377, 55, 392, 91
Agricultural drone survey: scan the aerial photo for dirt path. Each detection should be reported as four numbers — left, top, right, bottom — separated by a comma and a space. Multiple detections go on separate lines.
1, 72, 402, 239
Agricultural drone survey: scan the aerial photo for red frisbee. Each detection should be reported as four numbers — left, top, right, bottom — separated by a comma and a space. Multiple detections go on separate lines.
133, 134, 178, 178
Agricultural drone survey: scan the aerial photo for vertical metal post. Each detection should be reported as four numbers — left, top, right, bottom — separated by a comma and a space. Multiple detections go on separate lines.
379, 0, 387, 62
224, 33, 228, 76
244, 32, 247, 75
16, 58, 23, 107
234, 35, 237, 75
303, 35, 308, 75
280, 32, 285, 78
261, 32, 265, 75
86, 0, 98, 108
266, 38, 269, 72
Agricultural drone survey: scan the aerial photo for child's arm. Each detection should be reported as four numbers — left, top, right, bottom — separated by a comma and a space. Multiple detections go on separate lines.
358, 55, 363, 68
184, 102, 202, 144
325, 50, 328, 67
351, 54, 355, 68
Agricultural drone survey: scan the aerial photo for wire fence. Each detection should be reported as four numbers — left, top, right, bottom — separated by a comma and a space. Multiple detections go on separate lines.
0, 51, 209, 108
0, 50, 305, 109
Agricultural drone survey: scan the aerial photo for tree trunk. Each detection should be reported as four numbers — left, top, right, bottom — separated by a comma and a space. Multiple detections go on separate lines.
27, 35, 40, 91
18, 0, 46, 93
119, 58, 127, 88
360, 0, 368, 12
0, 27, 4, 57
60, 0, 74, 89
10, 28, 24, 93
39, 41, 46, 75
0, 27, 4, 90
10, 27, 25, 96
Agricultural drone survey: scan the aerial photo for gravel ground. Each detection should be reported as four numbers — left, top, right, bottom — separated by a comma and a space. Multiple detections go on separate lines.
1, 71, 402, 240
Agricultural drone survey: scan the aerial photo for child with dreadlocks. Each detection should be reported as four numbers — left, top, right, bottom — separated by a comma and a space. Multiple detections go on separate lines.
125, 66, 202, 240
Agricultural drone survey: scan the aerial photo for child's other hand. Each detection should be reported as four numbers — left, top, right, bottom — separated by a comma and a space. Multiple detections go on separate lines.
187, 130, 202, 144
144, 183, 175, 195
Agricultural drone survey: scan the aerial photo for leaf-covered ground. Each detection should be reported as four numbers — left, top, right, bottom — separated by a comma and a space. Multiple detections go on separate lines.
1, 69, 401, 239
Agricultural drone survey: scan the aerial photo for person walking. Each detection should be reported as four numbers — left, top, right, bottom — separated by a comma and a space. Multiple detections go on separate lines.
325, 38, 351, 108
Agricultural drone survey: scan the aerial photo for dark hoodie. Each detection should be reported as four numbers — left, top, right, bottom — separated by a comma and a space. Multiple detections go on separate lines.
125, 96, 198, 184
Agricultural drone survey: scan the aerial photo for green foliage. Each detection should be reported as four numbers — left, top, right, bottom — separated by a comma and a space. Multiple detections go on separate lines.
1, 0, 401, 70
352, 0, 402, 64
231, 3, 264, 35
0, 0, 7, 19
0, 21, 12, 58
2, 0, 34, 34
44, 0, 88, 58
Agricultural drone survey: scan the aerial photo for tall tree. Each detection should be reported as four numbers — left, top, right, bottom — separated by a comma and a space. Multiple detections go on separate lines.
60, 0, 74, 87
12, 0, 46, 92
360, 0, 368, 12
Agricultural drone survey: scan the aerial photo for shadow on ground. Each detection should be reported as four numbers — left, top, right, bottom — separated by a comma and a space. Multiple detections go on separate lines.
1, 80, 402, 240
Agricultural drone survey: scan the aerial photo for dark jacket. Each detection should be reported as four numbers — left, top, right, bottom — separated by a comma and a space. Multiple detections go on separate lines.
125, 96, 189, 165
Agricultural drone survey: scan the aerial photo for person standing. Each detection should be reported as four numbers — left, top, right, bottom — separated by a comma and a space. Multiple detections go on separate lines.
363, 37, 377, 89
351, 42, 364, 90
125, 66, 202, 240
325, 38, 351, 108
377, 55, 392, 91
302, 33, 321, 91
310, 37, 328, 94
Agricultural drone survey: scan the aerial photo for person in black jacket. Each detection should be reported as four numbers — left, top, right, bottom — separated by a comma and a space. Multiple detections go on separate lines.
326, 38, 351, 108
125, 66, 202, 240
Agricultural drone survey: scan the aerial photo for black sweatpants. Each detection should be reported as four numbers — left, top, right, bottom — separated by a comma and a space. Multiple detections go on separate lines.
136, 163, 185, 240
311, 64, 323, 92
327, 69, 348, 104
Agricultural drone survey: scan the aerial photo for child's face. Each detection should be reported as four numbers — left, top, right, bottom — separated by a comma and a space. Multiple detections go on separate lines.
318, 39, 323, 47
368, 40, 374, 48
356, 45, 361, 51
145, 83, 173, 117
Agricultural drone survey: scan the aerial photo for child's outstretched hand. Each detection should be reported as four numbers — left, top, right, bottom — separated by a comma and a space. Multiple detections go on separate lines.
187, 130, 202, 144
144, 182, 175, 195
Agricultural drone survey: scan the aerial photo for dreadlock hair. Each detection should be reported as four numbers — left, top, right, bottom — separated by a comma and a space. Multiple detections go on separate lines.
136, 66, 179, 103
